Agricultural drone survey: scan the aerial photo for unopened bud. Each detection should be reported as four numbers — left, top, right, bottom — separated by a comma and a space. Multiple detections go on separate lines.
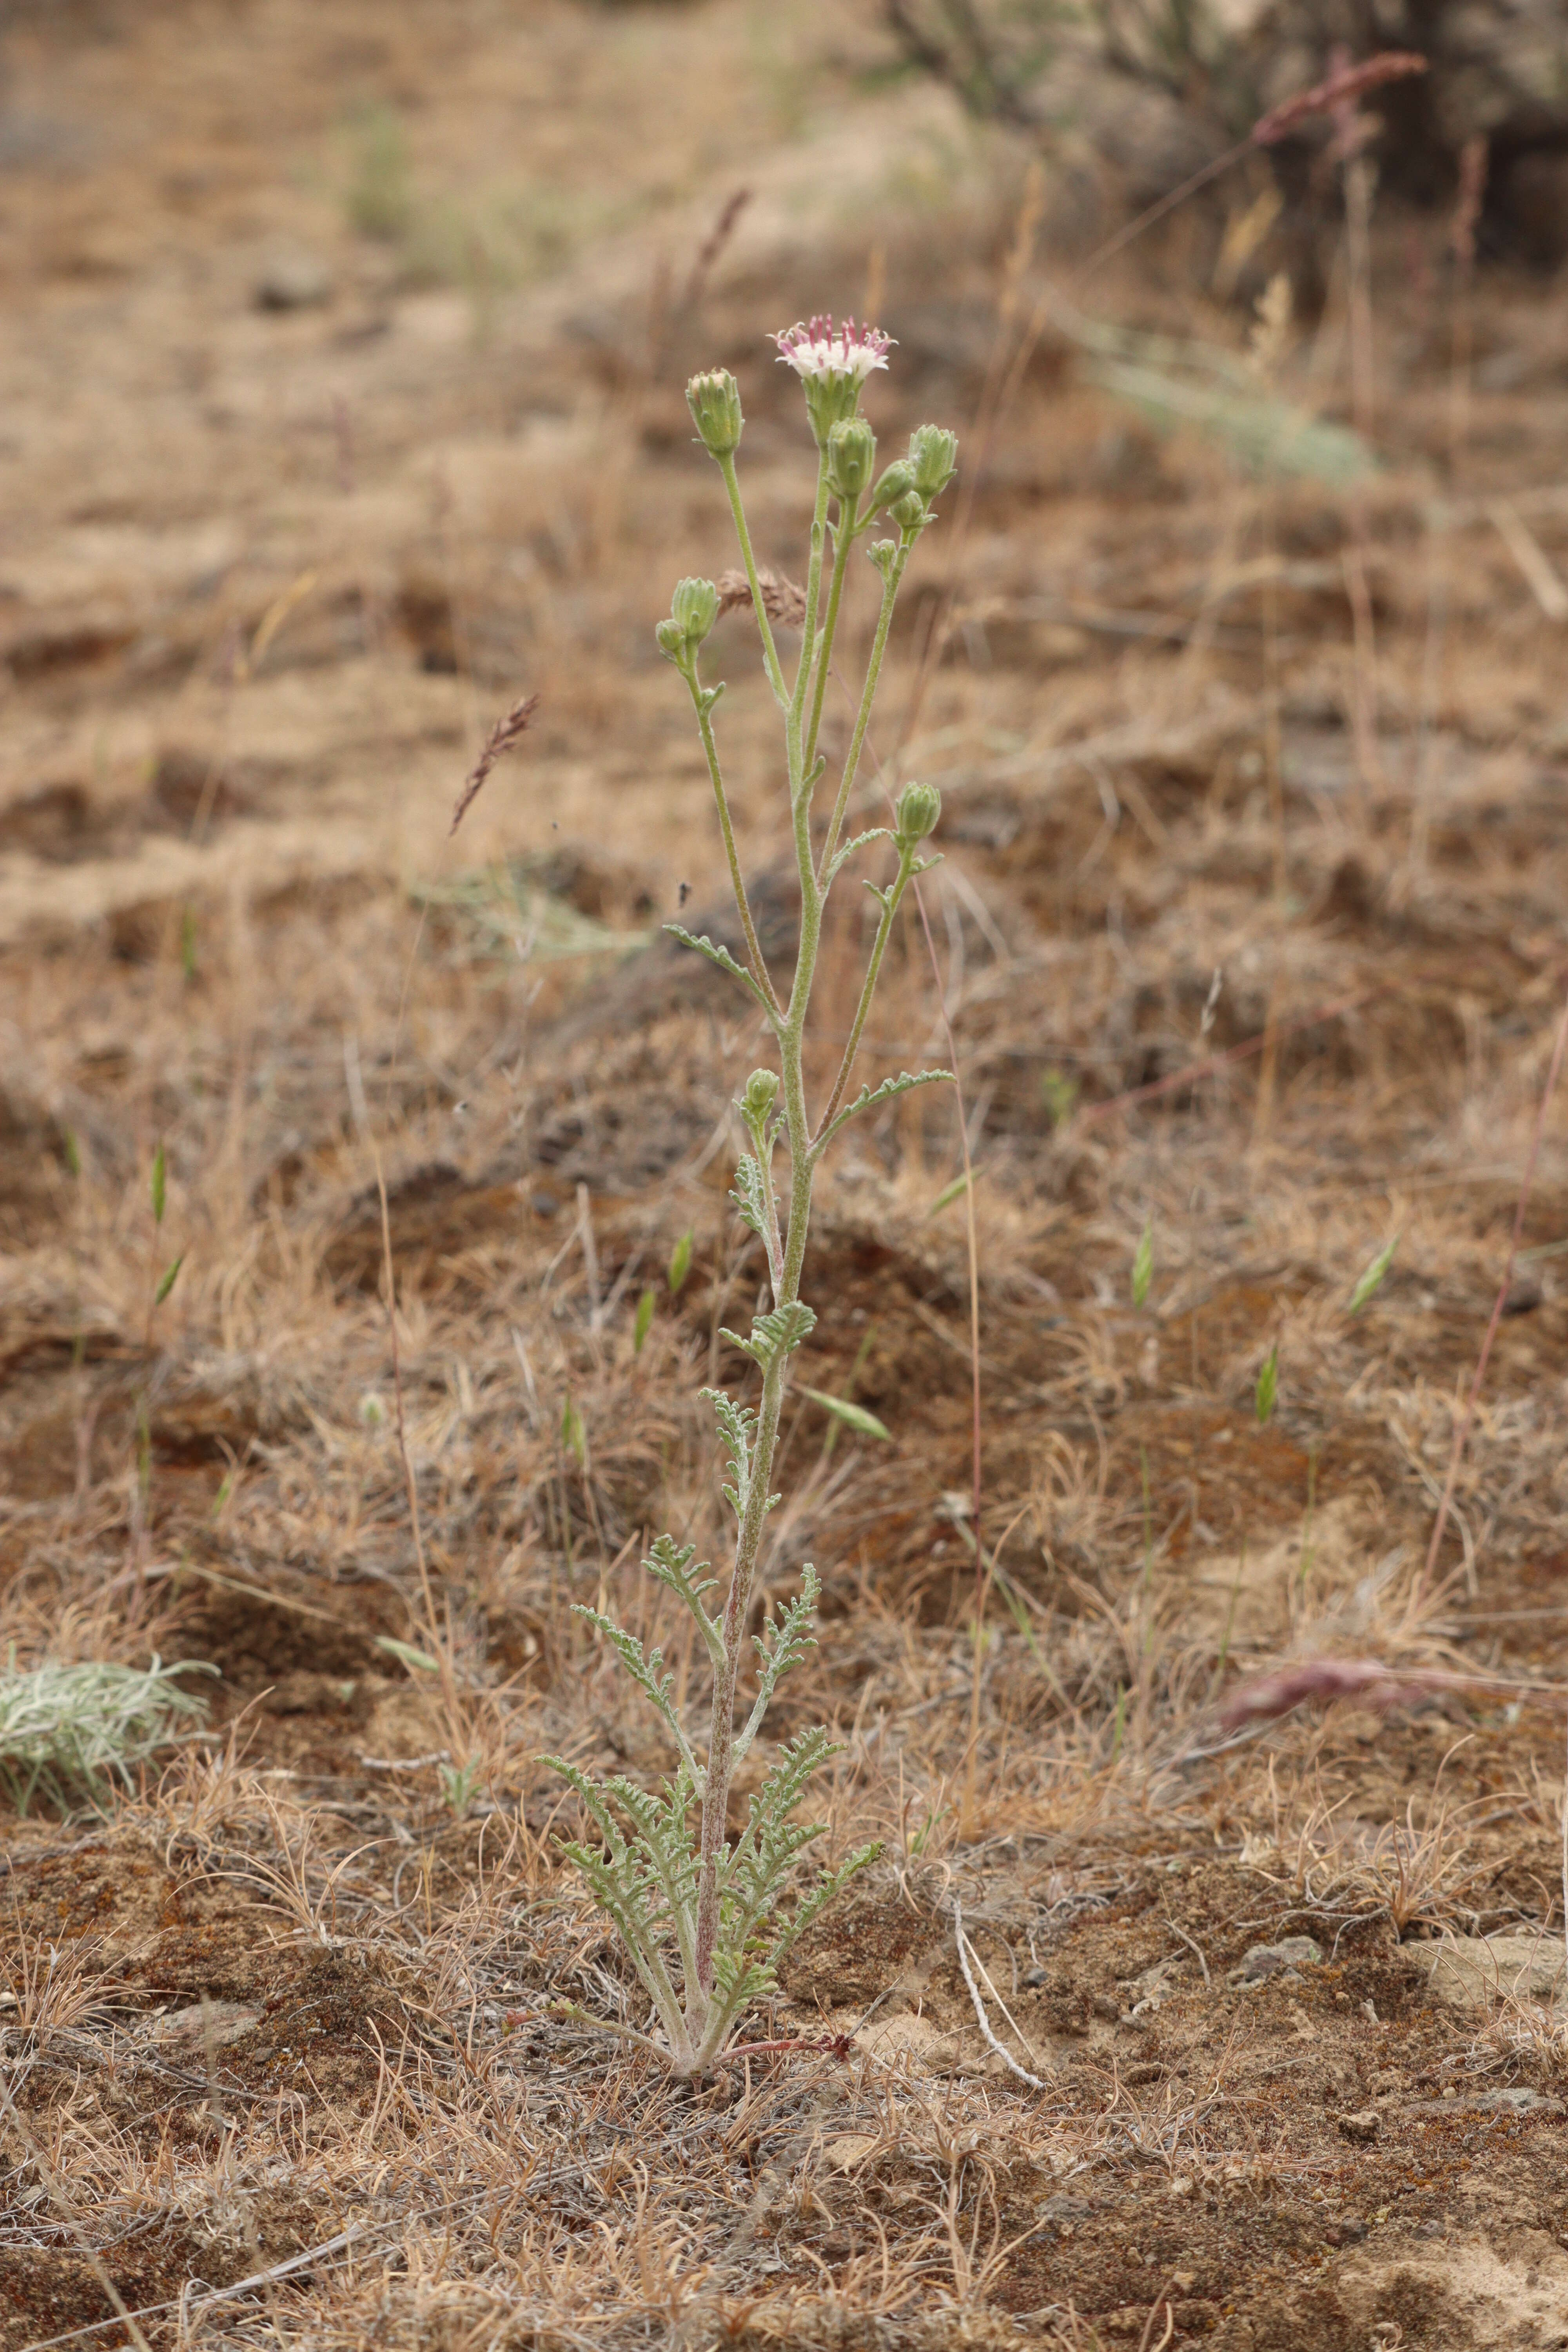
826, 417, 876, 501
908, 425, 958, 500
671, 576, 719, 644
655, 617, 688, 664
890, 489, 929, 534
738, 1067, 780, 1128
894, 781, 941, 851
686, 369, 744, 457
865, 459, 916, 519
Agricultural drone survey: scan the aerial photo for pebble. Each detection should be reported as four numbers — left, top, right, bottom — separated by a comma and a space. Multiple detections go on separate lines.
255, 249, 335, 312
1230, 1935, 1323, 1987
1337, 2108, 1382, 2142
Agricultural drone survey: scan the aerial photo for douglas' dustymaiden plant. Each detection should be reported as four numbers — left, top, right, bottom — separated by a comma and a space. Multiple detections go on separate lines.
550, 317, 957, 2075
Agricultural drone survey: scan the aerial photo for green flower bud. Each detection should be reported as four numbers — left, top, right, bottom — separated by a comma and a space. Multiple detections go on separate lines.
671, 576, 719, 644
908, 424, 958, 500
865, 459, 916, 519
826, 417, 876, 501
686, 369, 744, 457
894, 781, 941, 851
655, 617, 688, 664
801, 370, 864, 449
890, 489, 929, 534
738, 1067, 780, 1129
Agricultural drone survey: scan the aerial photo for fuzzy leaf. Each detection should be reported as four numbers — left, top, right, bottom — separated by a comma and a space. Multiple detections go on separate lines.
154, 1254, 185, 1307
701, 1388, 758, 1523
642, 1533, 723, 1663
734, 1566, 821, 1764
824, 827, 893, 887
729, 1154, 775, 1250
573, 1606, 699, 1782
720, 1300, 817, 1372
664, 924, 771, 1013
820, 1067, 953, 1151
150, 1142, 167, 1226
759, 1841, 881, 1979
1255, 1342, 1279, 1426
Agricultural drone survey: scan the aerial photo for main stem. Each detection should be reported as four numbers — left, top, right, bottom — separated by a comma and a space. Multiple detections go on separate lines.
689, 458, 831, 2018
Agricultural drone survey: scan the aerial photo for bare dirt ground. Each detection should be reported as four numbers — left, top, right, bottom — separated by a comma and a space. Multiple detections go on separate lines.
4, 3, 1568, 2346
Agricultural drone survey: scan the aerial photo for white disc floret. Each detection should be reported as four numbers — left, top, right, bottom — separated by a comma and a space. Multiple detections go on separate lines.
772, 314, 894, 384
773, 315, 894, 443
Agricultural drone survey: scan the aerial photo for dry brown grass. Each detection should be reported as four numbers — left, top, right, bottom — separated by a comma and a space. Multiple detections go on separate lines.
5, 0, 1568, 2345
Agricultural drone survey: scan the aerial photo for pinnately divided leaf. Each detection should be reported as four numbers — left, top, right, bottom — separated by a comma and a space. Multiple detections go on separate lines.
824, 826, 893, 887
664, 923, 773, 1014
701, 1387, 758, 1521
573, 1606, 701, 1780
720, 1299, 817, 1370
642, 1534, 723, 1662
734, 1565, 822, 1763
729, 1153, 774, 1249
819, 1067, 953, 1149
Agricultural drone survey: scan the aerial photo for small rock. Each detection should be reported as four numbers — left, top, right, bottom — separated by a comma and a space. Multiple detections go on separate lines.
255, 249, 334, 312
146, 2001, 260, 2052
1425, 1934, 1568, 2014
1337, 2108, 1382, 2142
1230, 1936, 1323, 1987
1466, 2086, 1563, 2118
852, 2012, 960, 2073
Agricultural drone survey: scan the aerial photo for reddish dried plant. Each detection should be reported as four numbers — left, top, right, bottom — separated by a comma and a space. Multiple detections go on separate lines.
1251, 51, 1428, 149
450, 691, 541, 836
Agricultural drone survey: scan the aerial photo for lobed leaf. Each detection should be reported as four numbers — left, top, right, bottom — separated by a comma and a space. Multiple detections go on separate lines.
664, 924, 772, 1014
720, 1300, 817, 1371
819, 1067, 954, 1152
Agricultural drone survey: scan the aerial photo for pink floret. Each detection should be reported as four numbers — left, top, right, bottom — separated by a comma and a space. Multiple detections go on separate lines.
772, 315, 893, 383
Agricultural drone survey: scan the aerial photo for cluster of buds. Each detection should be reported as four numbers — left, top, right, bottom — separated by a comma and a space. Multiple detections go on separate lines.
684, 325, 957, 555
657, 575, 720, 669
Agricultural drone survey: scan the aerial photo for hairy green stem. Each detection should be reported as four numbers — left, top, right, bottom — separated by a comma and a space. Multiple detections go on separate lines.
792, 452, 833, 735
717, 451, 788, 710
813, 857, 917, 1144
819, 538, 910, 880
803, 493, 858, 775
688, 673, 784, 1017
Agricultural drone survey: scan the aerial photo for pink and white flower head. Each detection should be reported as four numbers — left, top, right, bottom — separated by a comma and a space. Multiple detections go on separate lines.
773, 315, 893, 443
773, 315, 893, 385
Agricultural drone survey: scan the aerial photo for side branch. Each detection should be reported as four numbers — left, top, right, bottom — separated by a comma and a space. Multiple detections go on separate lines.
718, 452, 790, 710
819, 545, 907, 880
688, 677, 784, 1016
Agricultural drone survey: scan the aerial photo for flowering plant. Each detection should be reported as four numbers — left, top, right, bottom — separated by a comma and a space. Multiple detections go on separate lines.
549, 319, 957, 2075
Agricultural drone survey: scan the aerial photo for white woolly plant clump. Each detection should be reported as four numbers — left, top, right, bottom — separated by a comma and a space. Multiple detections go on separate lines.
548, 317, 960, 2077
